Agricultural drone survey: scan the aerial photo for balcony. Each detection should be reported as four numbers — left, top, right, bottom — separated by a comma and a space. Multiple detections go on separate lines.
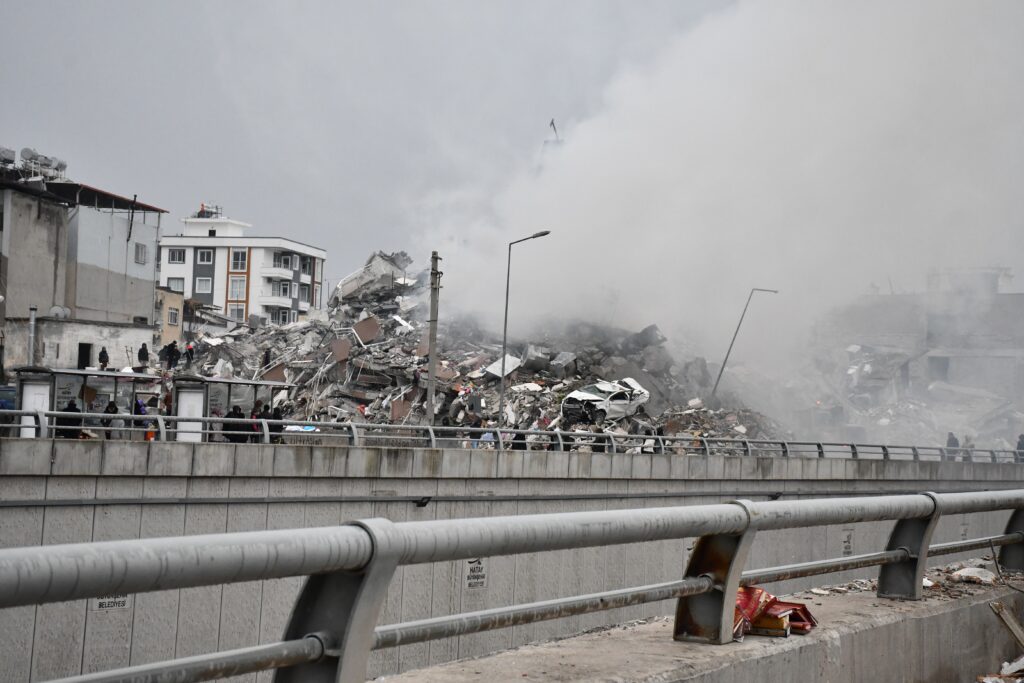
299, 300, 310, 312
261, 266, 293, 280
258, 294, 292, 308
299, 272, 312, 284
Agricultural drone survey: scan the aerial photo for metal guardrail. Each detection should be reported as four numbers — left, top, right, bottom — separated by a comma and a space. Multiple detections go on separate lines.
1, 490, 1023, 682
0, 408, 1021, 463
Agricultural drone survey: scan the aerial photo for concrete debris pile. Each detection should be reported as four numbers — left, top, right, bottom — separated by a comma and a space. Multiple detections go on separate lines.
184, 251, 777, 432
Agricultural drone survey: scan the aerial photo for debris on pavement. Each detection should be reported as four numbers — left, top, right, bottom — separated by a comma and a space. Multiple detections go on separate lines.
952, 567, 998, 585
733, 586, 816, 639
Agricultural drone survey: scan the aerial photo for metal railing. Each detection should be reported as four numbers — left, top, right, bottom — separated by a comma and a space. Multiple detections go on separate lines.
1, 490, 1023, 682
1, 408, 1021, 463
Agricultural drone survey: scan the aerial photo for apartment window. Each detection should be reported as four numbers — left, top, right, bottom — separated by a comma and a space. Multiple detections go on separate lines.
313, 284, 320, 308
315, 259, 322, 280
300, 283, 310, 302
272, 280, 291, 298
195, 277, 212, 294
167, 248, 186, 264
134, 242, 147, 264
230, 248, 247, 271
167, 277, 184, 293
168, 307, 180, 326
300, 257, 312, 275
197, 249, 213, 264
273, 252, 292, 269
228, 275, 247, 300
290, 310, 298, 323
227, 304, 245, 321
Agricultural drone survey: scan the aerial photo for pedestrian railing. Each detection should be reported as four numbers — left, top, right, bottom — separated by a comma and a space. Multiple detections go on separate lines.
0, 408, 1020, 463
0, 490, 1022, 682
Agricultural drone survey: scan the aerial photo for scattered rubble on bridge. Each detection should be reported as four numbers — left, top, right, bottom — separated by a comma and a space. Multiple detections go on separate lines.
180, 250, 783, 439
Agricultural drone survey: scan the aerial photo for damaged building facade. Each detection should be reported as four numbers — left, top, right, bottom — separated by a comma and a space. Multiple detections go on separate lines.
158, 205, 327, 326
0, 152, 165, 372
808, 268, 1024, 446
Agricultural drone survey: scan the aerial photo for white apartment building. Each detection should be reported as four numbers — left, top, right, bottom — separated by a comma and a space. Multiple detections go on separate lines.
157, 205, 326, 326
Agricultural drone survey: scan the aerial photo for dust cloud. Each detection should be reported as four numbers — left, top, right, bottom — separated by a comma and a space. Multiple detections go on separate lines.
415, 0, 1024, 375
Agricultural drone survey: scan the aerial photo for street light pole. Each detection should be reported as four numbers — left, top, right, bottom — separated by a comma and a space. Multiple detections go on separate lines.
710, 287, 778, 400
497, 230, 551, 430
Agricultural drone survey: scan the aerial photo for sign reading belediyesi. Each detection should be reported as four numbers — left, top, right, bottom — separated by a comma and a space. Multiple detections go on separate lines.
90, 594, 132, 611
465, 558, 487, 590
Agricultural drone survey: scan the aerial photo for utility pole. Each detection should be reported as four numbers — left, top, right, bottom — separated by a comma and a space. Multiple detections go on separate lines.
425, 251, 442, 425
710, 287, 778, 400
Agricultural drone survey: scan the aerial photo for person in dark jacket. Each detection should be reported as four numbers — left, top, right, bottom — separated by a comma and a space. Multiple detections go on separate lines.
138, 343, 149, 366
98, 347, 110, 371
56, 400, 82, 439
184, 342, 195, 368
270, 407, 284, 444
1017, 434, 1024, 461
167, 341, 181, 370
511, 429, 528, 451
101, 401, 119, 439
132, 398, 149, 438
226, 405, 248, 443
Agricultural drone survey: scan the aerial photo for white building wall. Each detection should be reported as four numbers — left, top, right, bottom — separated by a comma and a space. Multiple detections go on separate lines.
158, 247, 195, 298
212, 246, 229, 311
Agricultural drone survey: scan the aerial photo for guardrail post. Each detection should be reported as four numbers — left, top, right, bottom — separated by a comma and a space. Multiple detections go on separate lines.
911, 446, 919, 461
700, 437, 709, 457
36, 410, 48, 438
348, 423, 361, 447
154, 415, 167, 442
743, 440, 751, 457
816, 443, 825, 458
991, 450, 999, 464
780, 441, 789, 457
877, 492, 940, 600
674, 500, 756, 644
850, 444, 859, 459
998, 510, 1024, 572
276, 518, 401, 683
259, 419, 271, 444
426, 426, 437, 449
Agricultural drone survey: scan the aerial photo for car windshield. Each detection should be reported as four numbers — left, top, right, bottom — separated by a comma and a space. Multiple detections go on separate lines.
578, 383, 615, 397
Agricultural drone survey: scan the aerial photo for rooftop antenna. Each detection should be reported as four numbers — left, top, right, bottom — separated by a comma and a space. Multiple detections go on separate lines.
549, 118, 560, 141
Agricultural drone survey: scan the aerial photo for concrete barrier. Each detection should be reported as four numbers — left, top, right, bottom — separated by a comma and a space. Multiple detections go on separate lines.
1, 438, 1022, 680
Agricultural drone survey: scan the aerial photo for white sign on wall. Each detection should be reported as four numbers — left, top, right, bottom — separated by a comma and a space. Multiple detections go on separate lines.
465, 558, 487, 590
89, 593, 133, 611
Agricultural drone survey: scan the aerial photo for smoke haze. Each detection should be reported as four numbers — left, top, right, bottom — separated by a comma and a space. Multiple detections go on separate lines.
420, 0, 1024, 371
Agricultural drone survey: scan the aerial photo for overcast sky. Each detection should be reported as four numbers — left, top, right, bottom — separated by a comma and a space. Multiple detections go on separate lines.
1, 0, 723, 284
6, 1, 1024, 371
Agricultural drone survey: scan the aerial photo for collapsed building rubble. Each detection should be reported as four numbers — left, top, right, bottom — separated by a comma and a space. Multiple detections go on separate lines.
179, 251, 781, 440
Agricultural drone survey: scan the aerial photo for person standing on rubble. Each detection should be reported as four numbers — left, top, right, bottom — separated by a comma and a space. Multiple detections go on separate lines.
945, 432, 960, 460
249, 400, 264, 443
138, 343, 149, 367
168, 342, 181, 370
184, 342, 195, 369
98, 347, 110, 371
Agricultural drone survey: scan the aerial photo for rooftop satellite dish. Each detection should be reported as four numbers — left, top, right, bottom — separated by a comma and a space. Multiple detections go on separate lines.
0, 147, 15, 165
53, 158, 67, 172
20, 148, 38, 162
47, 306, 70, 319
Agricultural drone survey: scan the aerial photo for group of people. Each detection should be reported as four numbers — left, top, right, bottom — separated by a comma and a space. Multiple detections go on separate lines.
130, 341, 194, 370
54, 397, 153, 440
945, 432, 1024, 459
220, 401, 285, 443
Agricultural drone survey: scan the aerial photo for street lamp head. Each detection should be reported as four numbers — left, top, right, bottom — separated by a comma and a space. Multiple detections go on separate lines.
753, 288, 779, 294
531, 230, 551, 239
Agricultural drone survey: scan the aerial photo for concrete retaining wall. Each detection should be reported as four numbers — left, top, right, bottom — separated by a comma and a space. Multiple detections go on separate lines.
1, 438, 1022, 681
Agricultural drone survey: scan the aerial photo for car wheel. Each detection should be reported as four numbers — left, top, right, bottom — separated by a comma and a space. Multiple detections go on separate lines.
593, 409, 607, 424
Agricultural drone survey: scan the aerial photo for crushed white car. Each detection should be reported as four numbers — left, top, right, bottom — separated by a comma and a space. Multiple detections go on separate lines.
560, 378, 650, 424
